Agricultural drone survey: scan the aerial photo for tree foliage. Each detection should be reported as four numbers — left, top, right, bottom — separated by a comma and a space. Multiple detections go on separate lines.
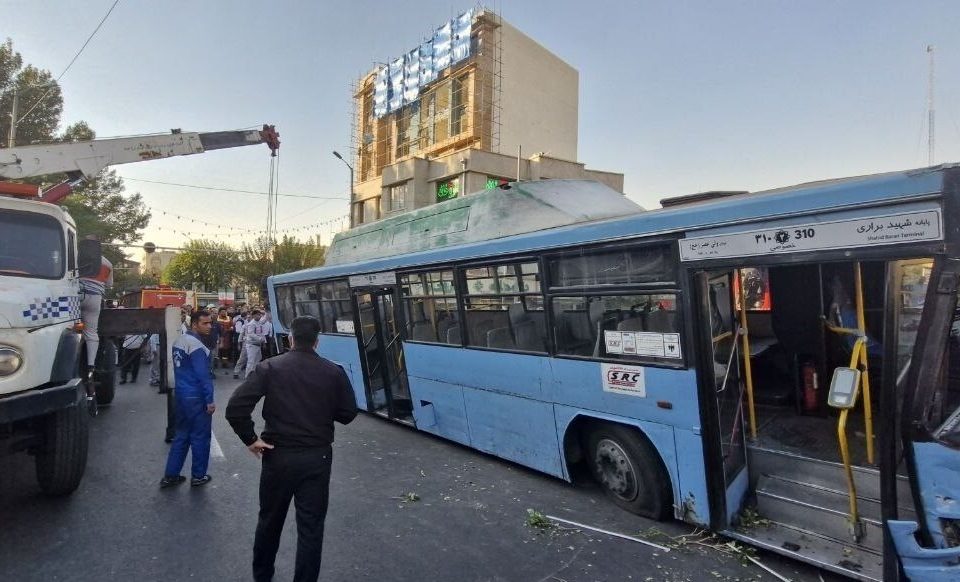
0, 39, 62, 147
162, 239, 238, 291
237, 236, 326, 298
1, 39, 150, 263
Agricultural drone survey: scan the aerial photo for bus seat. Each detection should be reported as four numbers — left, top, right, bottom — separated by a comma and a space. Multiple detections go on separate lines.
437, 318, 458, 344
486, 327, 515, 349
646, 310, 675, 333
411, 321, 435, 342
446, 326, 461, 344
509, 304, 545, 351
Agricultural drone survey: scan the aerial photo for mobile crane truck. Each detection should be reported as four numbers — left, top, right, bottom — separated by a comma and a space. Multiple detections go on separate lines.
0, 125, 279, 495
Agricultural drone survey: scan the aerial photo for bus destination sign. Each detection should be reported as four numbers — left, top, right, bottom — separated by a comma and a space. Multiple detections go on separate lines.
348, 271, 397, 287
679, 208, 942, 261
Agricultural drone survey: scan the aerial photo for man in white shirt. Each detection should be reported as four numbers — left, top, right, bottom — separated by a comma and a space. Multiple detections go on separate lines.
148, 334, 161, 387
120, 333, 147, 384
239, 309, 267, 378
233, 311, 249, 379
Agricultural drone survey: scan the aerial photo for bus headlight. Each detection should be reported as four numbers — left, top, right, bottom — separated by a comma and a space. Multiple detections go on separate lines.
0, 347, 23, 376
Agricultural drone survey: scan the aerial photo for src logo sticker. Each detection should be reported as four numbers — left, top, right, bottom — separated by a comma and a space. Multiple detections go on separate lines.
607, 370, 642, 386
601, 364, 646, 397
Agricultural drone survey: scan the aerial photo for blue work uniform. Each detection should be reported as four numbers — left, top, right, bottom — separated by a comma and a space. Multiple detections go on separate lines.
163, 331, 215, 479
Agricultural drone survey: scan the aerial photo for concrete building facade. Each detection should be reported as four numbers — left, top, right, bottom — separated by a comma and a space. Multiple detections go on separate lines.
349, 9, 623, 226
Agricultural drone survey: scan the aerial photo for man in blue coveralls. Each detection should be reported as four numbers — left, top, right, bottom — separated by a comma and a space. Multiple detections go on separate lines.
160, 311, 216, 488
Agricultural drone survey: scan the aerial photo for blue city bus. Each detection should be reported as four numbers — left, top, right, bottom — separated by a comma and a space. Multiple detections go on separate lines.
268, 172, 960, 580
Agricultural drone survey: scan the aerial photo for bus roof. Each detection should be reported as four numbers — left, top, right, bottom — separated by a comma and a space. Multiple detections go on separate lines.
325, 180, 644, 266
274, 164, 950, 285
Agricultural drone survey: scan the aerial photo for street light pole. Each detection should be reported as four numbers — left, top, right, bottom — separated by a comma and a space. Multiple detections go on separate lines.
333, 150, 355, 228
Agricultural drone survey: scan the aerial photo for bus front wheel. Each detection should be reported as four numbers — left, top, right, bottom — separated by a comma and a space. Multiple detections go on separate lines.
585, 424, 670, 520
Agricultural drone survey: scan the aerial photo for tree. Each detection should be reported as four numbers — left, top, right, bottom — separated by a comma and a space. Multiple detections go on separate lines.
0, 38, 62, 147
162, 239, 238, 291
237, 236, 326, 298
1, 40, 151, 264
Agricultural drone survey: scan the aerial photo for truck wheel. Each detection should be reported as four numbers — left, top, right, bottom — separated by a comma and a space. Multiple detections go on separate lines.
95, 341, 117, 405
35, 402, 89, 496
585, 423, 671, 519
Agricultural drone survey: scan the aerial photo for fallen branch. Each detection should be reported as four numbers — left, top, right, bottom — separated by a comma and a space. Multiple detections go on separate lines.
725, 542, 792, 582
544, 515, 670, 552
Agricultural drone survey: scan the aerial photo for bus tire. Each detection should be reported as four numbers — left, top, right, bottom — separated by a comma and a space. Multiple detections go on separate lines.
95, 341, 117, 406
585, 424, 670, 520
35, 403, 90, 496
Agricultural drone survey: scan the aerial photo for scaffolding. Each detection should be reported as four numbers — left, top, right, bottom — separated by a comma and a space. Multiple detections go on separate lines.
350, 8, 504, 186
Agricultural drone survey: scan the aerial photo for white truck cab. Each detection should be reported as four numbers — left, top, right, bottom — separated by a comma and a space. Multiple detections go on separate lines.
0, 193, 98, 495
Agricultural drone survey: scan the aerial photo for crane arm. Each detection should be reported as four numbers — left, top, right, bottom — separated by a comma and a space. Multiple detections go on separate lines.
0, 125, 279, 181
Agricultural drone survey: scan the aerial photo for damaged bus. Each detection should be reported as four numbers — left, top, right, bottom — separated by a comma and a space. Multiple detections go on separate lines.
268, 171, 960, 581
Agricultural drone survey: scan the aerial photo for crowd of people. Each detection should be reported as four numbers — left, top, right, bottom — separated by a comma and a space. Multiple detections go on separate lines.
120, 302, 280, 387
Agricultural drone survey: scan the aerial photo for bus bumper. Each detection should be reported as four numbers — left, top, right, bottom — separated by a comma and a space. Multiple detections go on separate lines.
0, 378, 83, 424
888, 520, 960, 581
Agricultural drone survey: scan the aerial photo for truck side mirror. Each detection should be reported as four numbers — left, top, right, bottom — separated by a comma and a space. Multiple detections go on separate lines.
78, 239, 102, 278
827, 367, 861, 409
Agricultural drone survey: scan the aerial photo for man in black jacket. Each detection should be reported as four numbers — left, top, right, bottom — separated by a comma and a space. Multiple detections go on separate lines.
226, 316, 358, 582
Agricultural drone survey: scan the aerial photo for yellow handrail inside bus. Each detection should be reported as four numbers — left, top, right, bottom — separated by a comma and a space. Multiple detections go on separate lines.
737, 271, 757, 439
836, 337, 865, 542
853, 263, 874, 464
822, 263, 874, 464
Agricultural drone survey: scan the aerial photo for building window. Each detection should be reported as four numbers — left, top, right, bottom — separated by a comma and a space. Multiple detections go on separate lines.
485, 176, 510, 189
400, 269, 459, 344
352, 202, 364, 226
433, 80, 451, 143
395, 104, 421, 159
463, 261, 546, 351
436, 178, 459, 202
451, 74, 468, 136
389, 182, 408, 212
361, 196, 380, 222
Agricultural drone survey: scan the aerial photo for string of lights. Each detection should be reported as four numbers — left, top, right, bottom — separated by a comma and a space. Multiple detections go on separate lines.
146, 206, 350, 238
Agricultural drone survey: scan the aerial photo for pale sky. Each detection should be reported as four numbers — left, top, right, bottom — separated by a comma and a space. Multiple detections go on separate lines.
6, 0, 960, 255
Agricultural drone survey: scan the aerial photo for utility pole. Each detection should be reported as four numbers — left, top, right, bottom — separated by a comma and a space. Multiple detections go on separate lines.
7, 87, 18, 148
927, 45, 935, 166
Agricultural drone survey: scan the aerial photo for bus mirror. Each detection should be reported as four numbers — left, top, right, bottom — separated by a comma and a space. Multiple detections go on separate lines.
827, 367, 861, 409
78, 239, 102, 278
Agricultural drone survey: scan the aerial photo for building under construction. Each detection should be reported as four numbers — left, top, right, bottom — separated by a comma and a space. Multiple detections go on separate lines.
349, 8, 623, 226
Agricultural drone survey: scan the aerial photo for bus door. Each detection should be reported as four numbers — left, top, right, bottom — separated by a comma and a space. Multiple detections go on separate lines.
892, 256, 960, 577
697, 270, 749, 523
354, 286, 412, 420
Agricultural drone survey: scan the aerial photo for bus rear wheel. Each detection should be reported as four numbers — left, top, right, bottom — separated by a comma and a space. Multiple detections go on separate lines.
585, 424, 670, 520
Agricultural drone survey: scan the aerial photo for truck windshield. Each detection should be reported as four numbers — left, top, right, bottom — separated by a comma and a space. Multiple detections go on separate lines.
0, 210, 65, 279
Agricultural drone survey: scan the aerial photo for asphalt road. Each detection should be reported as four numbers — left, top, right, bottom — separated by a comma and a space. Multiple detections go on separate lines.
0, 367, 842, 581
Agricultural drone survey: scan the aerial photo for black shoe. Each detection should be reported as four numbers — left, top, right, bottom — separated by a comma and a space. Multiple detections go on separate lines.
86, 395, 98, 417
159, 475, 186, 488
119, 379, 127, 385
233, 374, 239, 379
191, 475, 212, 487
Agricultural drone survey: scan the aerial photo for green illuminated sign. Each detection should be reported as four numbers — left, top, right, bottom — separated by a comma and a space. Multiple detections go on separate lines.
437, 179, 459, 202
485, 178, 498, 189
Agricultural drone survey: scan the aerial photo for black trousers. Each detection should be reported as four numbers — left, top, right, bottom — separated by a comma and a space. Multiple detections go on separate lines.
120, 347, 141, 381
253, 446, 332, 582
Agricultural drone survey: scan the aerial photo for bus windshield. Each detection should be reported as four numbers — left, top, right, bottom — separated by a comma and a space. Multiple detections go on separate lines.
0, 210, 65, 279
